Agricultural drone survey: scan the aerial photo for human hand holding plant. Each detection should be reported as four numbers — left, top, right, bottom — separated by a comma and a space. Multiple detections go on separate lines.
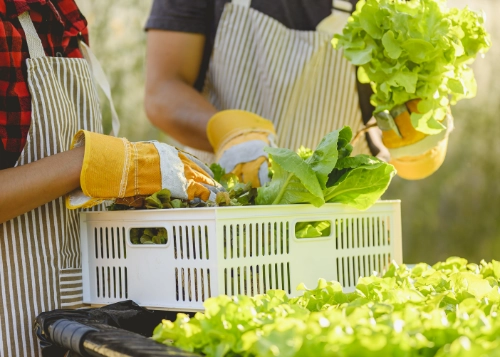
332, 0, 491, 179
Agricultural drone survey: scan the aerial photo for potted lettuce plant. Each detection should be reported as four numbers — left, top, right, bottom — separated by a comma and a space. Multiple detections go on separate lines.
331, 0, 491, 136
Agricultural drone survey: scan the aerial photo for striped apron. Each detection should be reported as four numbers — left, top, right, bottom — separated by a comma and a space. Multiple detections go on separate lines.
0, 12, 107, 357
188, 0, 369, 162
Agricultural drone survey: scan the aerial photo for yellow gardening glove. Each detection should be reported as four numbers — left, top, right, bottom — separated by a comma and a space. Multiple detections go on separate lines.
66, 130, 223, 209
376, 99, 454, 180
207, 110, 276, 188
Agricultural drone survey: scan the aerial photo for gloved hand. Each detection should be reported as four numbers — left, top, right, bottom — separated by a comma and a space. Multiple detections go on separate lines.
206, 110, 276, 188
66, 130, 223, 209
376, 99, 454, 180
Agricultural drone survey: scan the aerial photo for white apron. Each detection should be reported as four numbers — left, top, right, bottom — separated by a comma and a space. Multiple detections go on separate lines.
188, 0, 370, 162
0, 12, 117, 357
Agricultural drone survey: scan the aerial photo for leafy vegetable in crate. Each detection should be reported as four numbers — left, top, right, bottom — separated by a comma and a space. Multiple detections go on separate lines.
153, 257, 500, 357
331, 0, 491, 180
256, 126, 396, 210
213, 169, 258, 206
130, 227, 168, 244
108, 126, 395, 212
107, 178, 256, 211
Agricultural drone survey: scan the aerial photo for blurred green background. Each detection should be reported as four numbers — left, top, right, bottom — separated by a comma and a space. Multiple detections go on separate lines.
76, 0, 499, 265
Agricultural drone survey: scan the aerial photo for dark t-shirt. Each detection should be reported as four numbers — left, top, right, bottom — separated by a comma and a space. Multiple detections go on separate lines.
145, 0, 351, 91
145, 0, 377, 149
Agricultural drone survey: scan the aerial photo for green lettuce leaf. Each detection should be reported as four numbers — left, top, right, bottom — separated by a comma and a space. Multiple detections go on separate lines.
255, 152, 325, 207
256, 127, 395, 210
332, 0, 491, 135
307, 127, 352, 189
295, 221, 331, 238
209, 163, 226, 183
324, 156, 396, 210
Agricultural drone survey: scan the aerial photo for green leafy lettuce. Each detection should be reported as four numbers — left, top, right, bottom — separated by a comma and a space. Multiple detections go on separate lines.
107, 173, 257, 212
108, 126, 395, 212
331, 0, 491, 134
153, 257, 500, 357
256, 126, 396, 210
324, 155, 397, 209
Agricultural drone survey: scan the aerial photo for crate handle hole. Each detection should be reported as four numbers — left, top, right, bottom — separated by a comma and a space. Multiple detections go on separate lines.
130, 227, 168, 245
295, 220, 331, 239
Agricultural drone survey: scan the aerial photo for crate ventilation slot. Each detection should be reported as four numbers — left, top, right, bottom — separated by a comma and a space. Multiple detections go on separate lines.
223, 222, 290, 259
94, 227, 127, 260
336, 253, 391, 288
95, 266, 128, 299
175, 268, 211, 302
173, 225, 210, 260
335, 216, 391, 249
224, 263, 291, 296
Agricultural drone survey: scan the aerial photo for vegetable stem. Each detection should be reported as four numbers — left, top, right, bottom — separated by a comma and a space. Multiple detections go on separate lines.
272, 173, 294, 205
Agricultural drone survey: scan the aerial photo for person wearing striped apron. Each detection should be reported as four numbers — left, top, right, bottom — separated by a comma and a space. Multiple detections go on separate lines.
0, 5, 221, 356
145, 0, 377, 186
0, 7, 106, 355
145, 0, 451, 185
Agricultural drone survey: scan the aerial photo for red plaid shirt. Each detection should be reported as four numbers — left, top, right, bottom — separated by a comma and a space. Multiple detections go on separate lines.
0, 0, 89, 169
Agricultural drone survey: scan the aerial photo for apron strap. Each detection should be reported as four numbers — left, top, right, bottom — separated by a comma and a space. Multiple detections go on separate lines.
17, 12, 46, 59
18, 11, 120, 137
79, 42, 121, 137
333, 0, 353, 12
233, 0, 251, 8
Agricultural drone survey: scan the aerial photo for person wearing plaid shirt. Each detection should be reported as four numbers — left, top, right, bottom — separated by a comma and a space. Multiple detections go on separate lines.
0, 1, 223, 355
0, 0, 89, 169
0, 2, 92, 355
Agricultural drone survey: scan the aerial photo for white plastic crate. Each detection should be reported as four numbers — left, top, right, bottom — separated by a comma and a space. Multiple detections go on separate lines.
80, 200, 402, 311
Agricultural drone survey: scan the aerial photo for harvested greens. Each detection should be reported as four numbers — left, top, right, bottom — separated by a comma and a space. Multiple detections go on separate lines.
256, 126, 396, 210
331, 0, 491, 135
107, 174, 257, 211
107, 126, 395, 212
108, 126, 395, 212
130, 227, 168, 245
152, 257, 500, 357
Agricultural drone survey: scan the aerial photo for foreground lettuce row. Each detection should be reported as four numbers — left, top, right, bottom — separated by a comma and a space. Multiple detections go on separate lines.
152, 257, 500, 357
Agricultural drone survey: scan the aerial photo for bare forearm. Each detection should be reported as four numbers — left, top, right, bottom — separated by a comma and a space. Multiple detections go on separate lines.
146, 79, 217, 151
145, 31, 216, 151
0, 147, 84, 223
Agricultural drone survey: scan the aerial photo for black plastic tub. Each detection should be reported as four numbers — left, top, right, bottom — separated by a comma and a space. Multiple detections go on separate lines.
35, 300, 199, 357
